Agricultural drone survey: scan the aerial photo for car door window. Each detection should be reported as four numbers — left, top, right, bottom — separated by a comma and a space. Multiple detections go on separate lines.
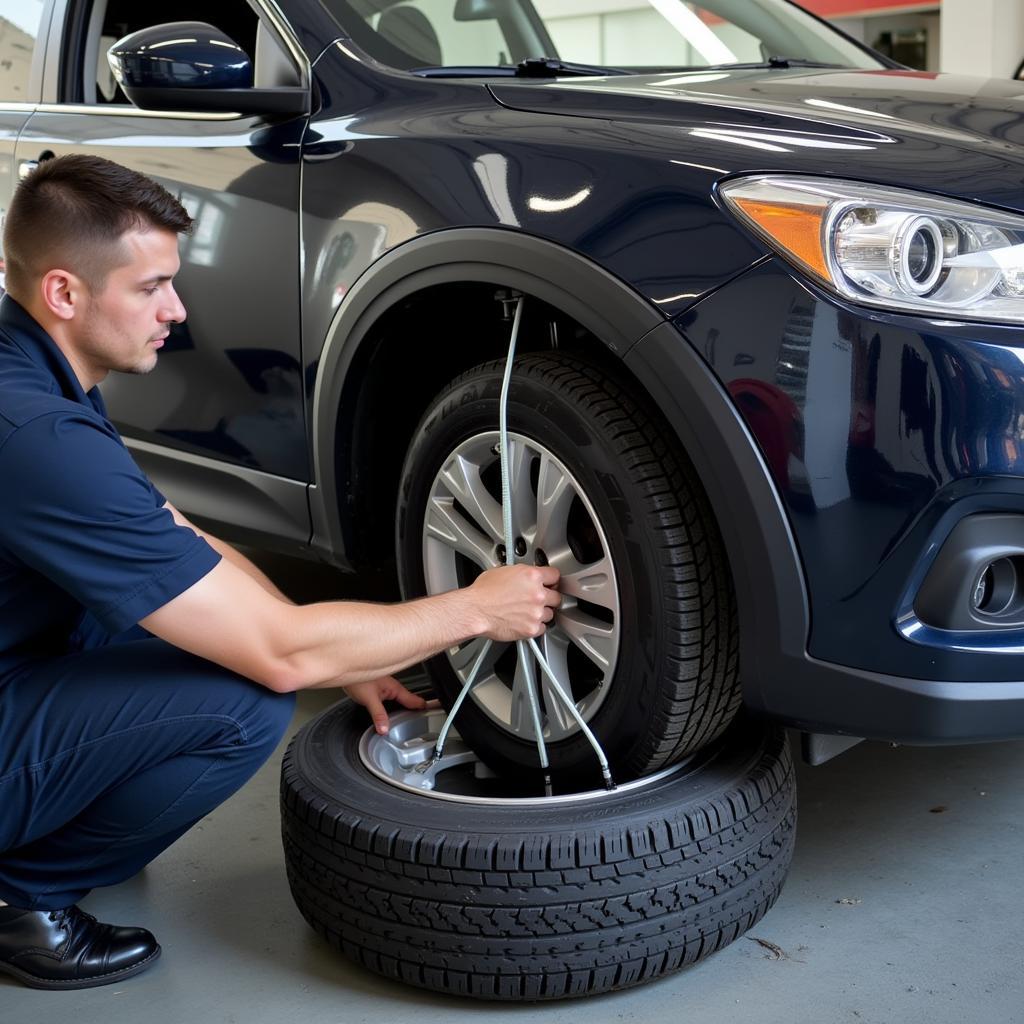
0, 0, 46, 101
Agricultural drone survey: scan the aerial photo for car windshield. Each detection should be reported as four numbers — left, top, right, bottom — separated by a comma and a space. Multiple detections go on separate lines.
317, 0, 885, 75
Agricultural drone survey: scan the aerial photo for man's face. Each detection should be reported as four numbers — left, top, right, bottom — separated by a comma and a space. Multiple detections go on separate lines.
74, 227, 186, 380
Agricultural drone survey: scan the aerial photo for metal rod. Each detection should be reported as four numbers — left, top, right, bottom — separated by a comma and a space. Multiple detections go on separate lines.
430, 637, 494, 762
498, 296, 523, 552
425, 291, 614, 797
527, 636, 615, 790
498, 297, 552, 793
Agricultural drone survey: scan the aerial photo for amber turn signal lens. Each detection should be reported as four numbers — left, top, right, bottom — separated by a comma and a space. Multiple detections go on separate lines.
730, 198, 829, 280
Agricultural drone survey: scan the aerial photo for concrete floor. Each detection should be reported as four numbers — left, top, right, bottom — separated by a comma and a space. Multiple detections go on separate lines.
4, 555, 1023, 1023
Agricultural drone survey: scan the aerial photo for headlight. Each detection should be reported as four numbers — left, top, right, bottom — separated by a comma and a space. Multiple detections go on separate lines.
719, 176, 1024, 325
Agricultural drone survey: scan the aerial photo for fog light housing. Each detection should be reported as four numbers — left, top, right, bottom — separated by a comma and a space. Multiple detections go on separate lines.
971, 557, 1018, 616
915, 515, 1024, 631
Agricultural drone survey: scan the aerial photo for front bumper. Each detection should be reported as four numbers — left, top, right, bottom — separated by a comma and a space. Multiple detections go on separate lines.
644, 256, 1024, 742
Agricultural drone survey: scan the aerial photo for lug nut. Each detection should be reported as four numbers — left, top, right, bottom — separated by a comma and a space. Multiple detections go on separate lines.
535, 549, 548, 566
515, 537, 528, 557
496, 543, 507, 563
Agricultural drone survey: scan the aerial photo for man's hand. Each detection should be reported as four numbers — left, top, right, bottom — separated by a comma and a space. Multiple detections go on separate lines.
468, 564, 562, 642
346, 675, 433, 734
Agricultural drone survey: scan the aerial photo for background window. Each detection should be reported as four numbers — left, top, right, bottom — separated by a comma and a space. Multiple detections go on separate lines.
0, 0, 45, 102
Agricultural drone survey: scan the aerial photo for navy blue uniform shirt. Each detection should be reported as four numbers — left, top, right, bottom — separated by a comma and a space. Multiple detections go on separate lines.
0, 295, 221, 678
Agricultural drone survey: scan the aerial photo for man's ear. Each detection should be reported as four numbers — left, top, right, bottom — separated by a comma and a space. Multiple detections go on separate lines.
40, 268, 86, 321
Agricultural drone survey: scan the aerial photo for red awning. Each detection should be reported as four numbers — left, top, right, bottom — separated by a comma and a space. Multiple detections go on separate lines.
800, 0, 939, 16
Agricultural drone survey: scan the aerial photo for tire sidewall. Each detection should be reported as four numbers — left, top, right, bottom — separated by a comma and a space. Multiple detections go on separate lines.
291, 697, 786, 836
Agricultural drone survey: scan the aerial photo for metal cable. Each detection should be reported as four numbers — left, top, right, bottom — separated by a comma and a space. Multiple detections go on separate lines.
428, 294, 615, 793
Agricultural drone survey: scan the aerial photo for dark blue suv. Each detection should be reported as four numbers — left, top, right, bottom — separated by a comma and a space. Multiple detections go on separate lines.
8, 0, 1024, 997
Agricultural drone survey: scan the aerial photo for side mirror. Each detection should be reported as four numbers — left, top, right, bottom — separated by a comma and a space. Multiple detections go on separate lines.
108, 21, 307, 116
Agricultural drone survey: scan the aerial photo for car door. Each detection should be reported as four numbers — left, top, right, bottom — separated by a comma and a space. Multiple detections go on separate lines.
0, 0, 51, 283
16, 0, 312, 545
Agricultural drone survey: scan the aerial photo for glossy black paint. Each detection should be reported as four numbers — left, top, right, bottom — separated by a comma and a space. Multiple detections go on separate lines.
15, 109, 308, 478
18, 0, 1024, 742
299, 46, 768, 373
625, 319, 1024, 744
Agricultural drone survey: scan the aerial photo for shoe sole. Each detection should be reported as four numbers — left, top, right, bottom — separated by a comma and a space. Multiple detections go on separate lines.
0, 944, 161, 990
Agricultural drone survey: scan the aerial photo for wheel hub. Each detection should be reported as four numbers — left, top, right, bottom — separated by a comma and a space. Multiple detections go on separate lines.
422, 431, 621, 743
358, 710, 684, 804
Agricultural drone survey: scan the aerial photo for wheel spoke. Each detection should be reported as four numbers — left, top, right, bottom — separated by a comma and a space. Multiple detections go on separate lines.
449, 635, 503, 682
558, 606, 616, 673
425, 495, 496, 569
509, 648, 540, 737
552, 552, 616, 613
535, 630, 577, 741
506, 438, 536, 544
425, 430, 620, 744
439, 453, 504, 543
533, 451, 576, 551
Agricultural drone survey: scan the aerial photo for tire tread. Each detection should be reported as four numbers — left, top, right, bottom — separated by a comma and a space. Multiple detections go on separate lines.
280, 714, 794, 1000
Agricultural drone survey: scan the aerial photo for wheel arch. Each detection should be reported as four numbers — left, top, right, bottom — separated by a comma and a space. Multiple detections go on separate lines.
308, 228, 811, 714
308, 228, 665, 569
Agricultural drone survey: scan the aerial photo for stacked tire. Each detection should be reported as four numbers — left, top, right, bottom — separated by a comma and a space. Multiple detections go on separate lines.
281, 704, 795, 999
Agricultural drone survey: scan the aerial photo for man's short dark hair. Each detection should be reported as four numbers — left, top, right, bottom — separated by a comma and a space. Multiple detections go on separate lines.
2, 154, 193, 299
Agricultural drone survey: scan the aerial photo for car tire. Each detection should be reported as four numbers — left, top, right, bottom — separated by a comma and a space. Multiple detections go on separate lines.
280, 699, 796, 1001
396, 353, 740, 785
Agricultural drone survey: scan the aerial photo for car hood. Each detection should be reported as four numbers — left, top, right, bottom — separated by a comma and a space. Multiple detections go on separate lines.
488, 68, 1024, 211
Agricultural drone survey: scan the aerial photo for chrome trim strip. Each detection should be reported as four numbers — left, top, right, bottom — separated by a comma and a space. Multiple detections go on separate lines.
32, 102, 244, 120
125, 437, 303, 486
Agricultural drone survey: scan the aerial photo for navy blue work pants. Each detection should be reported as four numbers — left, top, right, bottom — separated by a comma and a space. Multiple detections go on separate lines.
0, 623, 295, 910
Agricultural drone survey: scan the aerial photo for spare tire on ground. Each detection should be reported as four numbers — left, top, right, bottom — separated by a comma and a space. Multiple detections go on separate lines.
280, 699, 796, 1001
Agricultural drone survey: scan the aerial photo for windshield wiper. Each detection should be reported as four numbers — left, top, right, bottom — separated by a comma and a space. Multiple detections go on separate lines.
515, 57, 632, 77
412, 57, 632, 79
411, 55, 847, 80
700, 56, 849, 71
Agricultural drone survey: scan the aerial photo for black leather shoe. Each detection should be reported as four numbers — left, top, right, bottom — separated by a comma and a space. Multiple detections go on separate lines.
0, 904, 160, 989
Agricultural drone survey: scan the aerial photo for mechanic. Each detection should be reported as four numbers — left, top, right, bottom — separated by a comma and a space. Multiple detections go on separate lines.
0, 154, 562, 991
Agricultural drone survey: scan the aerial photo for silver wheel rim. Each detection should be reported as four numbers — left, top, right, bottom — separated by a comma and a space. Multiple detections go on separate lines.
358, 709, 687, 805
422, 431, 621, 743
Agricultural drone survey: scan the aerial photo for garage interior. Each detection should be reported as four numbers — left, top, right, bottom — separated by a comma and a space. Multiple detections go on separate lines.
4, 0, 1024, 1015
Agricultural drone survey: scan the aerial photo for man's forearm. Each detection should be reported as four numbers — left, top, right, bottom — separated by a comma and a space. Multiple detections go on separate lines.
276, 588, 486, 691
141, 554, 558, 695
